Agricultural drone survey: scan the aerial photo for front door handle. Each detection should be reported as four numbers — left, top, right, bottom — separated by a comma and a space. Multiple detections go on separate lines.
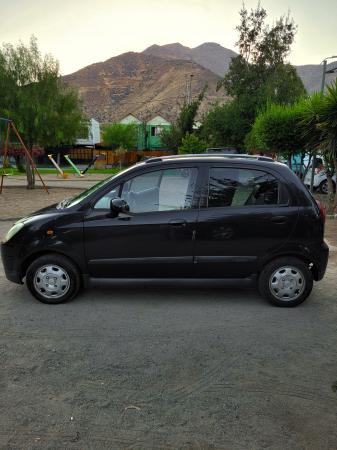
169, 219, 187, 227
271, 215, 288, 224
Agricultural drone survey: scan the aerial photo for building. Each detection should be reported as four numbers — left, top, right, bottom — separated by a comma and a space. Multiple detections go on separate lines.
76, 118, 100, 147
118, 114, 171, 150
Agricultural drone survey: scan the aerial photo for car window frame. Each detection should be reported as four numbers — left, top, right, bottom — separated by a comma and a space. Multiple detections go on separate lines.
203, 164, 290, 209
91, 164, 201, 213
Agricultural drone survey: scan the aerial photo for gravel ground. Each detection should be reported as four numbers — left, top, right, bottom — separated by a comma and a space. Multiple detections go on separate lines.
0, 189, 337, 449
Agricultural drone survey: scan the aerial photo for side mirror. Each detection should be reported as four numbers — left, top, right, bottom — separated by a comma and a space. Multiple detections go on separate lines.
110, 198, 130, 217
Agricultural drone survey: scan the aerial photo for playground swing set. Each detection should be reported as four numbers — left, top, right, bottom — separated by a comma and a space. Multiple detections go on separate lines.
0, 117, 49, 194
0, 117, 99, 193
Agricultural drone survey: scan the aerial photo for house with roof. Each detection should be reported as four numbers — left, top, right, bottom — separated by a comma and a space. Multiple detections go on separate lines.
118, 114, 171, 150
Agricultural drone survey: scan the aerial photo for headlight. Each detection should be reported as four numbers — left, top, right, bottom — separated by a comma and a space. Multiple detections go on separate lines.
2, 222, 24, 243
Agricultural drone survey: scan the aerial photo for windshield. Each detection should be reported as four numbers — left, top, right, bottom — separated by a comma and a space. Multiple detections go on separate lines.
59, 165, 139, 209
56, 173, 118, 209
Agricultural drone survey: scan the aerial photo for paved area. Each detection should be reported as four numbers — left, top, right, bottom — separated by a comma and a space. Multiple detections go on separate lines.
1, 173, 109, 190
0, 188, 337, 449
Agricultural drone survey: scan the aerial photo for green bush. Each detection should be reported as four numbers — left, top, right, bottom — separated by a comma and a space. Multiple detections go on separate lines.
102, 123, 137, 150
178, 133, 207, 154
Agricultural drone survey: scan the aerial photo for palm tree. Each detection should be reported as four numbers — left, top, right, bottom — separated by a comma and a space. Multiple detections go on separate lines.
318, 80, 337, 211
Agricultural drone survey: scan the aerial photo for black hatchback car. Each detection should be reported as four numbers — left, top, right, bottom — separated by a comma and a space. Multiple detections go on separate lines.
1, 154, 329, 306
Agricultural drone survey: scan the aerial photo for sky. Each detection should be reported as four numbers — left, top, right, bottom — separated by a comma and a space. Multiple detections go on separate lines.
1, 0, 337, 75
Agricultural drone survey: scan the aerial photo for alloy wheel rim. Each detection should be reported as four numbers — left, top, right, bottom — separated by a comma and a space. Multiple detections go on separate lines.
269, 266, 305, 301
33, 264, 70, 299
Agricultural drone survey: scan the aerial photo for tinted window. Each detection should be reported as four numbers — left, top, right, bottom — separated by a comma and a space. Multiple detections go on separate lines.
208, 168, 279, 207
94, 185, 121, 209
121, 168, 198, 213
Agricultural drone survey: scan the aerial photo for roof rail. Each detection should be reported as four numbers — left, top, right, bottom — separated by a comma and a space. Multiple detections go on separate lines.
145, 154, 274, 163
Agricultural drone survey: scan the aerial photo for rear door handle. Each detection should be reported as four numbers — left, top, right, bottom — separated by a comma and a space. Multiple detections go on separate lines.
271, 215, 288, 224
169, 219, 187, 227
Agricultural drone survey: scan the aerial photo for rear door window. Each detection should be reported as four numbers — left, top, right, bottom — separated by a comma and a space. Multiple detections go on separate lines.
208, 168, 281, 207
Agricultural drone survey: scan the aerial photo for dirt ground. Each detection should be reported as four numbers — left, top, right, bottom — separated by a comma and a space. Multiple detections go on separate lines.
0, 188, 337, 450
0, 188, 83, 221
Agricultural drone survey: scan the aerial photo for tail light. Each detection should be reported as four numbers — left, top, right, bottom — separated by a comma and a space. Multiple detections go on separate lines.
316, 200, 326, 223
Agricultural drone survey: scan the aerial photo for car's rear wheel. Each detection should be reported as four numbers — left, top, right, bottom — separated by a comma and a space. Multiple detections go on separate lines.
26, 254, 81, 304
319, 180, 328, 194
258, 257, 313, 307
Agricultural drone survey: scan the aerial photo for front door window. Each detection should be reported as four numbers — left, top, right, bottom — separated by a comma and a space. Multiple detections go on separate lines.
120, 168, 198, 213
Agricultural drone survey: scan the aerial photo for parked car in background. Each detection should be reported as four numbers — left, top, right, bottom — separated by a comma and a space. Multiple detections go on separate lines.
205, 147, 239, 154
304, 169, 336, 194
1, 154, 329, 307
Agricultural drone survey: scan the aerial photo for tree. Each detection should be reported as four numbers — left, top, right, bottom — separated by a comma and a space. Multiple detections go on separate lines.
217, 4, 305, 147
251, 103, 305, 163
102, 123, 138, 150
178, 133, 207, 154
318, 81, 337, 211
200, 101, 251, 149
0, 36, 86, 188
161, 86, 207, 152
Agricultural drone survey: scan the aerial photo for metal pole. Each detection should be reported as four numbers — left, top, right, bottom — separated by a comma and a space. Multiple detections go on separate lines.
64, 154, 83, 177
0, 121, 10, 194
310, 59, 327, 193
10, 122, 49, 194
320, 59, 327, 93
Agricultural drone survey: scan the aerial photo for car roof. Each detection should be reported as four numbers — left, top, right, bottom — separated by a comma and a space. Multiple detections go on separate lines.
143, 154, 276, 165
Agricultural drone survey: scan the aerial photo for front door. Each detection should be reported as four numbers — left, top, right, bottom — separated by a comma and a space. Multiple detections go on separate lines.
194, 165, 298, 278
84, 166, 199, 278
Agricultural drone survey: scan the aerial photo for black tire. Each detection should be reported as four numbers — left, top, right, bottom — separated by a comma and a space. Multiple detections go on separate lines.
258, 257, 313, 307
26, 254, 81, 304
319, 180, 328, 194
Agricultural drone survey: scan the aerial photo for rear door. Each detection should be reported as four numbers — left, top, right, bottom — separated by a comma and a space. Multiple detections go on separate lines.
194, 165, 298, 278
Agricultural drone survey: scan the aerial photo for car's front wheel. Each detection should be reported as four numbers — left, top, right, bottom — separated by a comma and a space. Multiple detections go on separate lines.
258, 257, 313, 307
26, 254, 81, 304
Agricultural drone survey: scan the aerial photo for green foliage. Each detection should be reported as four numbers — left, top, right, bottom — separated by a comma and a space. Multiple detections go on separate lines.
234, 4, 296, 67
0, 36, 86, 188
0, 37, 85, 149
160, 125, 183, 152
161, 86, 207, 152
251, 103, 304, 160
178, 133, 207, 154
217, 5, 305, 148
319, 80, 337, 157
102, 123, 138, 150
200, 101, 251, 149
297, 93, 325, 151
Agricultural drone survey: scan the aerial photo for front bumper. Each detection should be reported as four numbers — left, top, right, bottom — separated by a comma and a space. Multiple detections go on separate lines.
1, 243, 23, 284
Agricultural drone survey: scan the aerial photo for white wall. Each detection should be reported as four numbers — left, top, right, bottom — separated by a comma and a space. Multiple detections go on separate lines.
76, 118, 101, 146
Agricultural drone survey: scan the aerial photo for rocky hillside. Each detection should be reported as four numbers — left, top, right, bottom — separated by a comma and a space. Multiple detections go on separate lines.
143, 42, 237, 77
63, 52, 227, 123
63, 42, 337, 123
296, 63, 337, 92
144, 42, 337, 92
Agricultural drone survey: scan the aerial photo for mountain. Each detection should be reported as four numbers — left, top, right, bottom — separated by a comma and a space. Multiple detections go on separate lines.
296, 63, 337, 93
63, 42, 337, 124
63, 51, 227, 123
144, 42, 337, 93
143, 42, 237, 77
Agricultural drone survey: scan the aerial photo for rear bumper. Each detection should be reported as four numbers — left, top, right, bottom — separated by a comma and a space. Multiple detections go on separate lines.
1, 243, 23, 284
312, 241, 329, 281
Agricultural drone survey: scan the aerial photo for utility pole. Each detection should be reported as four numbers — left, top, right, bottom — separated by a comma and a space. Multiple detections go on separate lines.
188, 74, 194, 105
310, 56, 337, 192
